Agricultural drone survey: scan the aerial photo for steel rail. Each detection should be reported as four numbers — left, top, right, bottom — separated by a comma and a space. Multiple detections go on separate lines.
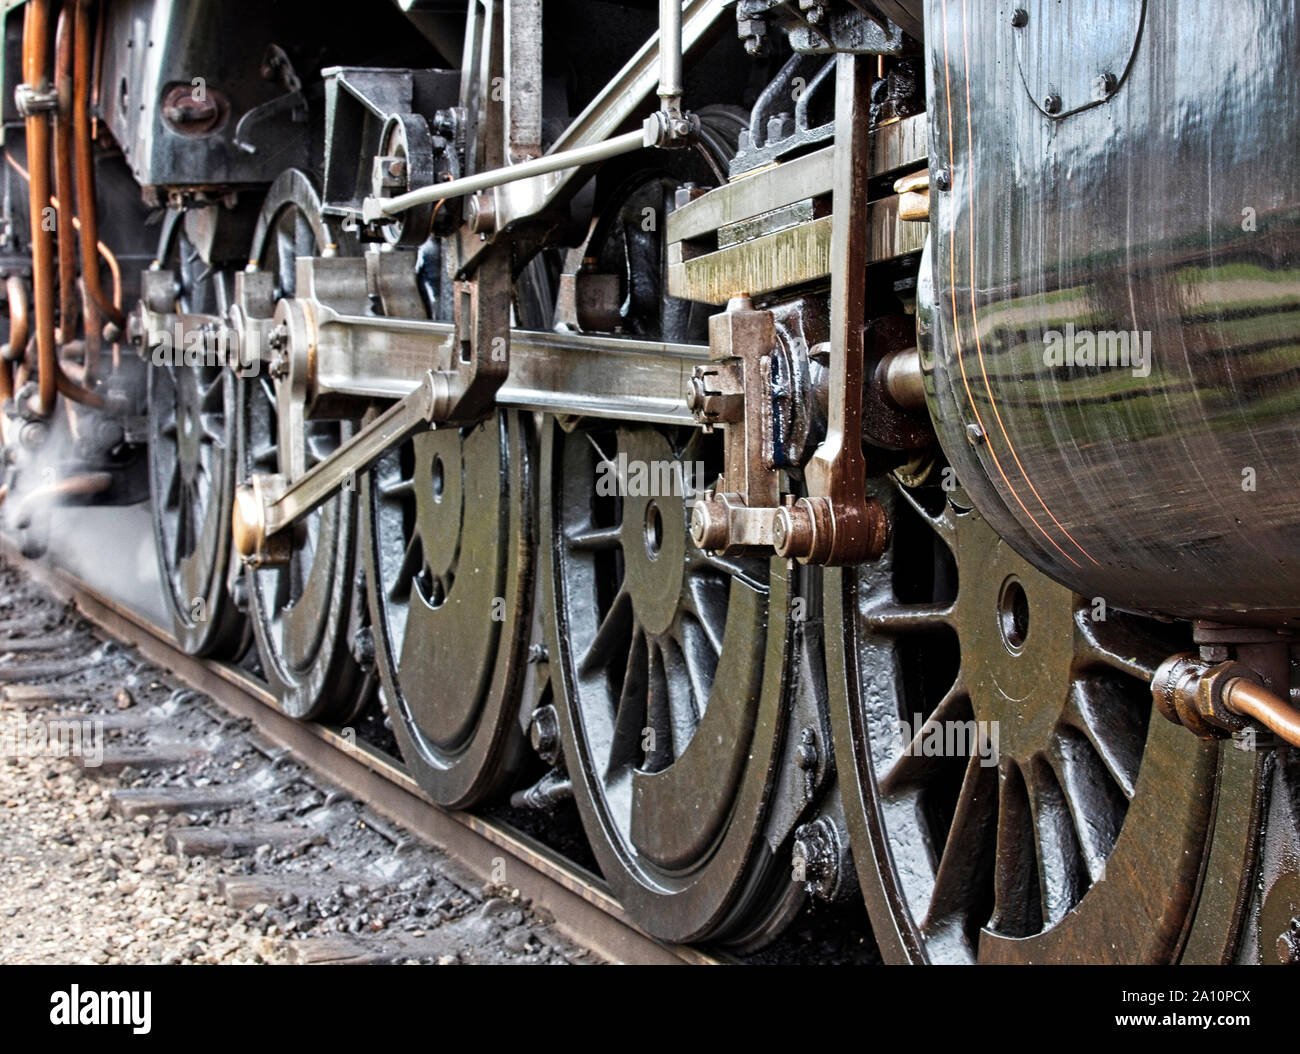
0, 538, 722, 966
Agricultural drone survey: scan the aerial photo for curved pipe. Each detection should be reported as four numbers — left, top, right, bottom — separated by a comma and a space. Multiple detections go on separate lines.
0, 276, 27, 411
53, 5, 80, 352
4, 275, 29, 365
55, 361, 105, 407
11, 470, 111, 528
23, 0, 57, 417
1224, 678, 1300, 749
73, 0, 123, 332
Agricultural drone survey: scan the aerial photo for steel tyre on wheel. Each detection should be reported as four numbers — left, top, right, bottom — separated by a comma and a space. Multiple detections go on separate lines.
827, 476, 1220, 963
362, 410, 534, 808
146, 214, 246, 657
237, 170, 371, 722
542, 420, 808, 944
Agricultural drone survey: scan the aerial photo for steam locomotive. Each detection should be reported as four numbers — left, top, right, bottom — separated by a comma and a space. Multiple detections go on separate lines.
0, 0, 1296, 963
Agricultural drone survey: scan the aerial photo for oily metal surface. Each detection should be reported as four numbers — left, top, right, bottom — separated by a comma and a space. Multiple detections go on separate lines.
145, 221, 245, 658
542, 419, 798, 944
239, 173, 369, 721
923, 0, 1300, 624
362, 411, 533, 808
827, 477, 1221, 963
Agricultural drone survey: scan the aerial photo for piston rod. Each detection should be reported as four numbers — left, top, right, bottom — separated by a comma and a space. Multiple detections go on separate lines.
659, 0, 683, 112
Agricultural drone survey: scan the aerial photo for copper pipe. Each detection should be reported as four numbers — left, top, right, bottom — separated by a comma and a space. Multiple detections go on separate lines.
12, 470, 111, 527
5, 153, 120, 319
23, 0, 57, 417
55, 360, 105, 407
53, 3, 84, 366
5, 275, 29, 365
73, 0, 122, 332
1, 275, 28, 413
1224, 678, 1300, 749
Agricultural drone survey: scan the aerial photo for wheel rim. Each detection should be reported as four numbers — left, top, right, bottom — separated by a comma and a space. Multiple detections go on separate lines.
543, 420, 796, 943
238, 171, 367, 721
146, 219, 244, 656
828, 477, 1220, 963
362, 411, 532, 807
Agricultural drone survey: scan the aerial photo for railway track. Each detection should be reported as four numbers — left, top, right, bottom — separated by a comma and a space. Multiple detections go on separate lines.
0, 537, 724, 965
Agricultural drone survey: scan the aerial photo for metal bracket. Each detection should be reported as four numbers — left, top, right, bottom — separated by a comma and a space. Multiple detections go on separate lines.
14, 83, 58, 117
688, 295, 783, 555
773, 54, 889, 565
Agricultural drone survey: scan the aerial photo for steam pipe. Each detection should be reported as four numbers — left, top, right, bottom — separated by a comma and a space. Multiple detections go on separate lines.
1223, 678, 1300, 748
53, 4, 79, 351
1152, 652, 1300, 749
3, 276, 28, 365
1, 276, 27, 413
22, 0, 57, 417
55, 362, 105, 407
73, 0, 123, 331
11, 470, 111, 527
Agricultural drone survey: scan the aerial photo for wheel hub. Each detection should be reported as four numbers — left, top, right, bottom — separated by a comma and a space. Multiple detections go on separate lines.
953, 529, 1077, 763
412, 432, 463, 604
174, 371, 201, 483
617, 430, 688, 639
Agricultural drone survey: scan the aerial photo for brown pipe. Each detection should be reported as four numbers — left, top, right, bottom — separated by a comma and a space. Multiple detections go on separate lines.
1224, 678, 1300, 749
23, 0, 57, 417
0, 276, 26, 408
55, 361, 105, 408
4, 275, 29, 366
11, 470, 111, 527
53, 3, 82, 357
73, 0, 122, 332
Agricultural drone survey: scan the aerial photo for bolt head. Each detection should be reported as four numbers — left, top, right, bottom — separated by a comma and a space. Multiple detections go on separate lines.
686, 375, 704, 412
528, 705, 561, 764
1011, 8, 1028, 27
689, 499, 728, 551
1044, 93, 1063, 115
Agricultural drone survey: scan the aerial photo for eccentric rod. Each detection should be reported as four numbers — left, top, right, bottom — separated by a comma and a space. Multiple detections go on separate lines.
363, 130, 645, 222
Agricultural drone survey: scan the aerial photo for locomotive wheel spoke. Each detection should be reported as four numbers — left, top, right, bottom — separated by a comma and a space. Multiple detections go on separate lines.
543, 416, 802, 945
830, 482, 1218, 963
922, 751, 997, 934
879, 679, 970, 797
363, 412, 533, 808
146, 226, 245, 659
237, 172, 370, 723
